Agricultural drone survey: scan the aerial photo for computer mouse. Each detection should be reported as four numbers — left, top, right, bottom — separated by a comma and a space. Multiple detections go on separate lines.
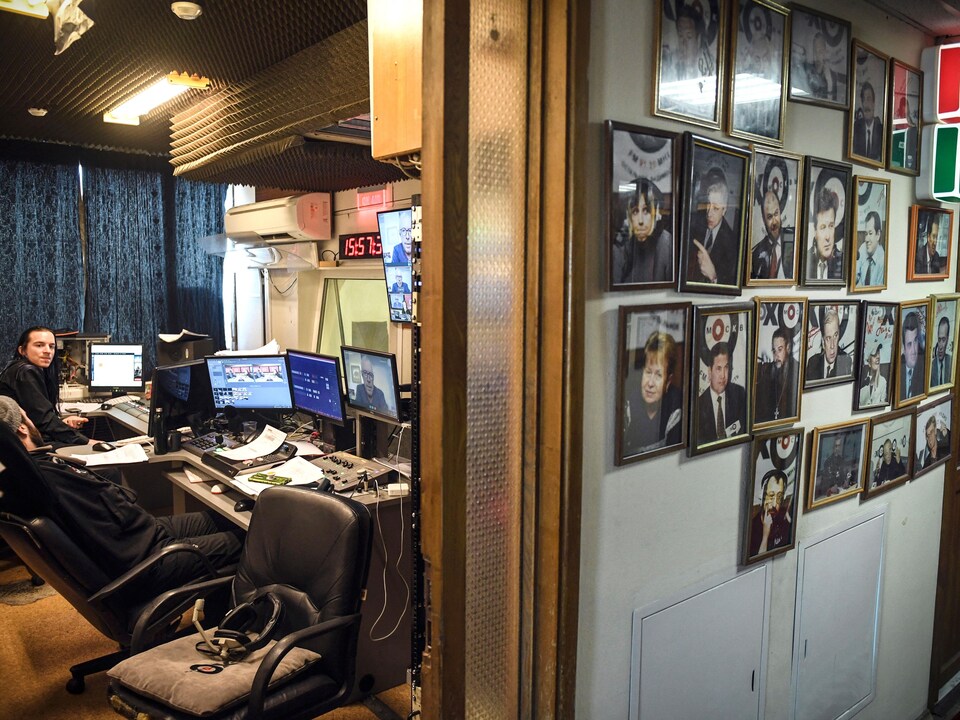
92, 442, 116, 452
234, 498, 254, 512
101, 403, 112, 411
210, 483, 225, 495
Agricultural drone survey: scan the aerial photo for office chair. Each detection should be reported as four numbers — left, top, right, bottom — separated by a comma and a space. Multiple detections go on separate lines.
107, 486, 373, 720
0, 426, 230, 694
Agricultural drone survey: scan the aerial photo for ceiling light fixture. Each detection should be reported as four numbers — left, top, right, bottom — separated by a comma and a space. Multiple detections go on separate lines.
103, 71, 210, 126
170, 1, 203, 20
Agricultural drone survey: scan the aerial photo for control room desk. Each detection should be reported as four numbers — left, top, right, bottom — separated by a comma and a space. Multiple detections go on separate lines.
56, 444, 411, 699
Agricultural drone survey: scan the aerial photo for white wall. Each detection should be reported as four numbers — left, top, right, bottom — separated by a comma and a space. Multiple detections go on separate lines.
578, 2, 950, 718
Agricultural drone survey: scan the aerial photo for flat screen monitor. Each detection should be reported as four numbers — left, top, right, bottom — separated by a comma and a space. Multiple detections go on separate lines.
286, 349, 347, 425
148, 360, 213, 436
378, 208, 414, 323
205, 355, 294, 411
89, 344, 144, 392
341, 345, 401, 422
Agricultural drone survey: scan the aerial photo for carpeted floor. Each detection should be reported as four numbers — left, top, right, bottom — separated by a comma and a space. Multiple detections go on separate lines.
0, 558, 410, 720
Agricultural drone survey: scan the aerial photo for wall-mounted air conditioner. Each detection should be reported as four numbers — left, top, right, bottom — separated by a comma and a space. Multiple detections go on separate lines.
225, 193, 332, 243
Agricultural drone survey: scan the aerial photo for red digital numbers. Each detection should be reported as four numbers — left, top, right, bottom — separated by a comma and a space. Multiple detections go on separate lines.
338, 233, 382, 259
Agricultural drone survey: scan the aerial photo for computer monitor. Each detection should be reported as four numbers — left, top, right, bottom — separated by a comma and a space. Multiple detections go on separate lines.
89, 344, 144, 393
341, 345, 401, 422
204, 355, 294, 411
286, 350, 347, 425
378, 208, 414, 323
147, 360, 213, 436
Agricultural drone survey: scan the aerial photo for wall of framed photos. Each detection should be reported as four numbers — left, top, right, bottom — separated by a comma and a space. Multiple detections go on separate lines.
578, 0, 951, 717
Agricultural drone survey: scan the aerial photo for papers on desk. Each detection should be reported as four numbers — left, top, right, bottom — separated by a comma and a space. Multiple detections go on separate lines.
158, 329, 209, 343
64, 401, 106, 414
289, 440, 324, 457
216, 425, 286, 461
66, 444, 149, 466
233, 457, 325, 497
213, 339, 280, 357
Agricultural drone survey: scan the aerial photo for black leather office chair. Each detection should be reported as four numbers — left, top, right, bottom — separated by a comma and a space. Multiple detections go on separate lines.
108, 486, 373, 720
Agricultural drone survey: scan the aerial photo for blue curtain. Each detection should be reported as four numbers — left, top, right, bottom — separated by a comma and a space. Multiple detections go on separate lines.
0, 159, 83, 358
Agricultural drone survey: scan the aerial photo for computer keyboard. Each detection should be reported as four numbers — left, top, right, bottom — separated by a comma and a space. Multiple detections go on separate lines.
112, 434, 153, 447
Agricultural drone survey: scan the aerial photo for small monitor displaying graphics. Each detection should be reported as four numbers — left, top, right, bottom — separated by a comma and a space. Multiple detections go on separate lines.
148, 360, 213, 436
286, 349, 347, 424
378, 207, 414, 323
341, 345, 401, 422
205, 355, 294, 410
89, 344, 144, 392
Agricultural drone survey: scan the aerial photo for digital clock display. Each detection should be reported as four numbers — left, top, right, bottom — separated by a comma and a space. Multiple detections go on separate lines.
339, 232, 383, 259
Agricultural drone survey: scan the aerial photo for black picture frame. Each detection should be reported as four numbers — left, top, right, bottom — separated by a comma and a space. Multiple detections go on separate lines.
847, 40, 890, 169
801, 156, 853, 287
804, 301, 860, 390
753, 296, 806, 429
854, 301, 897, 412
915, 396, 952, 478
787, 4, 850, 109
887, 58, 923, 176
746, 146, 803, 286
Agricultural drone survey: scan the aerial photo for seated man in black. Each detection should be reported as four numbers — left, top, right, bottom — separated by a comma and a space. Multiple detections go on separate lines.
0, 396, 243, 600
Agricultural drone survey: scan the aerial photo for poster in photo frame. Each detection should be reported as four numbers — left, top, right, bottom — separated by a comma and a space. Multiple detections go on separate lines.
746, 147, 803, 286
850, 176, 890, 293
787, 5, 850, 109
806, 419, 868, 511
887, 58, 922, 176
854, 301, 897, 412
679, 134, 751, 294
804, 301, 859, 390
928, 294, 959, 393
908, 205, 954, 281
742, 428, 803, 565
727, 0, 789, 145
753, 297, 806, 429
689, 302, 754, 456
802, 156, 852, 287
653, 0, 726, 128
863, 407, 914, 499
605, 122, 679, 291
895, 299, 929, 408
847, 40, 889, 168
915, 396, 952, 478
615, 303, 692, 465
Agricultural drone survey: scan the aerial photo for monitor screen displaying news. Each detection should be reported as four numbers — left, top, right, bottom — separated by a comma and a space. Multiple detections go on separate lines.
89, 344, 144, 391
341, 346, 401, 422
205, 355, 294, 410
378, 208, 414, 324
286, 350, 346, 424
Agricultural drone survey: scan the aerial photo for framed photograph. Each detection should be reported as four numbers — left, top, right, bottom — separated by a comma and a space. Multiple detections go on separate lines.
653, 0, 726, 128
615, 303, 692, 465
908, 205, 954, 281
895, 299, 929, 408
887, 59, 922, 176
727, 0, 790, 145
605, 122, 679, 291
928, 294, 959, 393
806, 419, 868, 510
850, 176, 890, 293
689, 302, 754, 455
787, 5, 850, 109
746, 147, 803, 286
742, 428, 803, 564
804, 301, 859, 390
847, 41, 889, 168
753, 297, 806, 429
679, 134, 751, 294
915, 396, 952, 477
854, 301, 897, 411
802, 156, 853, 287
864, 407, 914, 498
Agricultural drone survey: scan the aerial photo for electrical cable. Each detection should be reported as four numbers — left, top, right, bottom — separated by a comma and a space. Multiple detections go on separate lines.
368, 478, 410, 642
269, 275, 298, 295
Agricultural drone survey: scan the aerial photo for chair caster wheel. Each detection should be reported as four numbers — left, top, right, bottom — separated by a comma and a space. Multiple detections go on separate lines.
30, 575, 45, 587
66, 676, 85, 694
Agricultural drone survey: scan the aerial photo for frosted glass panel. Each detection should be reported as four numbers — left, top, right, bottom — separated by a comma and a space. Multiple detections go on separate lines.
465, 2, 527, 719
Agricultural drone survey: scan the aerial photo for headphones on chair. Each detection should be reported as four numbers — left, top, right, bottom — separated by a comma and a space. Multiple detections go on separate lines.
194, 591, 283, 662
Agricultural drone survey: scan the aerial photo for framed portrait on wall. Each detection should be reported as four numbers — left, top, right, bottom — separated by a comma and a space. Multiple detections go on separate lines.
928, 294, 959, 393
847, 41, 889, 168
804, 301, 859, 390
787, 5, 850, 109
727, 0, 790, 145
915, 396, 952, 478
801, 156, 852, 287
908, 205, 954, 281
895, 299, 929, 408
850, 176, 890, 293
863, 407, 914, 499
604, 122, 679, 291
742, 428, 803, 565
753, 297, 806, 429
689, 302, 754, 455
615, 303, 692, 465
679, 134, 751, 294
746, 147, 803, 286
806, 419, 868, 510
653, 0, 726, 128
887, 58, 922, 176
854, 301, 897, 412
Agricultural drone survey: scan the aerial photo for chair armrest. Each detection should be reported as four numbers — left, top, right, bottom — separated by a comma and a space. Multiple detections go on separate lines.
88, 542, 222, 605
130, 574, 235, 653
247, 613, 361, 719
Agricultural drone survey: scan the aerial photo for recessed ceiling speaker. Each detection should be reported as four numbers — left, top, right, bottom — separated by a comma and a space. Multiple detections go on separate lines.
170, 2, 203, 20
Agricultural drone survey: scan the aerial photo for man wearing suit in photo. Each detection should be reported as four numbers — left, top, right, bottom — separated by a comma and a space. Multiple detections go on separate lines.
899, 310, 926, 401
915, 215, 944, 276
688, 168, 740, 287
931, 316, 953, 387
806, 187, 845, 281
697, 341, 747, 443
805, 308, 852, 381
852, 82, 884, 162
751, 191, 793, 281
855, 211, 885, 288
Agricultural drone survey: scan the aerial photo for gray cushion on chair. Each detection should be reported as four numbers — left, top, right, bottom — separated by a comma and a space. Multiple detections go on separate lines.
107, 631, 320, 717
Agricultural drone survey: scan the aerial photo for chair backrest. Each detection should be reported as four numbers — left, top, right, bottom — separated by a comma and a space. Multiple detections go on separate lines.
232, 486, 373, 674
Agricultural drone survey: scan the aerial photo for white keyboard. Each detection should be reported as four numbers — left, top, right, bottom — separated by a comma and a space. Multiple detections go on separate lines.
112, 434, 153, 447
